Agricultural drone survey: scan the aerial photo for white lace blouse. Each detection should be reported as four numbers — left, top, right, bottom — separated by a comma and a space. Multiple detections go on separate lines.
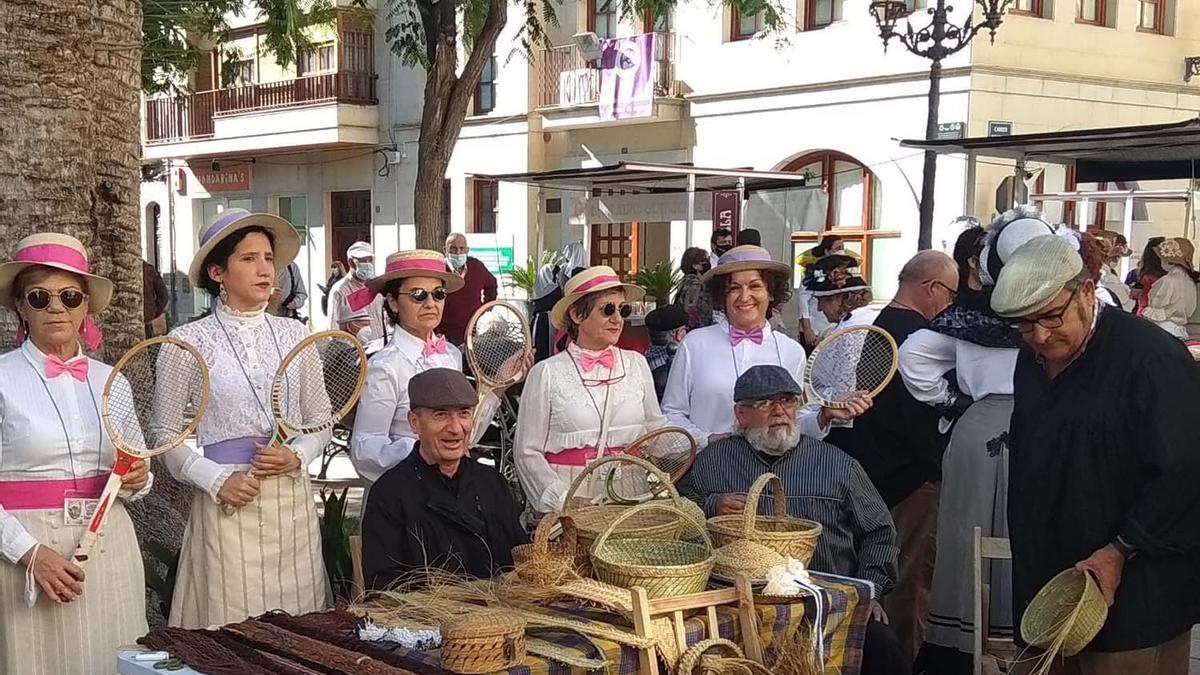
513, 345, 667, 513
162, 303, 329, 502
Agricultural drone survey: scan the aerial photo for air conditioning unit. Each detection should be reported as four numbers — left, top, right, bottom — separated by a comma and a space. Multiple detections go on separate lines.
573, 32, 603, 61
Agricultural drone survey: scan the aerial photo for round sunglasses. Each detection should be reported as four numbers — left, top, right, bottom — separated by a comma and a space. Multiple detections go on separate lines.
600, 302, 632, 319
24, 288, 87, 311
399, 287, 447, 303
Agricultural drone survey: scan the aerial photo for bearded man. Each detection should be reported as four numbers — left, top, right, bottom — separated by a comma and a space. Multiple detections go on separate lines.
681, 364, 907, 675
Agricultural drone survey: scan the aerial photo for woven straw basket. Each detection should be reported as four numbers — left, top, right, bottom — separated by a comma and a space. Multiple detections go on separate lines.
713, 539, 786, 580
440, 611, 526, 673
591, 501, 714, 599
676, 638, 773, 675
565, 454, 692, 569
1021, 568, 1108, 657
707, 473, 822, 565
511, 512, 580, 585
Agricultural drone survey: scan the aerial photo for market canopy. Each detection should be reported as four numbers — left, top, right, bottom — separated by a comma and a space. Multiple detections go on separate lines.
472, 162, 812, 193
900, 118, 1200, 184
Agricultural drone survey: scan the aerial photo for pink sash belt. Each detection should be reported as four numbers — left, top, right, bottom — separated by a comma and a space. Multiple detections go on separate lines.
0, 474, 108, 511
546, 446, 626, 467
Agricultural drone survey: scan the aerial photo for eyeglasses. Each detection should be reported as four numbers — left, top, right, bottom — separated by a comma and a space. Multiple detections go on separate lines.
401, 287, 447, 303
737, 394, 802, 411
927, 279, 958, 300
600, 302, 632, 319
24, 288, 87, 311
1009, 287, 1079, 333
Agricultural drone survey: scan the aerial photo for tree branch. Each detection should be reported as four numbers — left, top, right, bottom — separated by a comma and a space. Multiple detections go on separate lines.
438, 0, 507, 143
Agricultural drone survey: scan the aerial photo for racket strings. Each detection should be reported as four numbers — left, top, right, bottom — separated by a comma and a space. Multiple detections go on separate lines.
626, 430, 696, 483
808, 327, 897, 403
108, 341, 206, 455
469, 307, 529, 385
277, 336, 364, 431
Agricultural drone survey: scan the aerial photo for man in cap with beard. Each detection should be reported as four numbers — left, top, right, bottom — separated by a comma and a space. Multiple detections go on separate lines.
681, 364, 906, 675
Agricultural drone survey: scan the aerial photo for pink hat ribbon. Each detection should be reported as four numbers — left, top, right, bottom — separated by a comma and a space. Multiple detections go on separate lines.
573, 274, 622, 295
11, 242, 103, 352
384, 257, 447, 275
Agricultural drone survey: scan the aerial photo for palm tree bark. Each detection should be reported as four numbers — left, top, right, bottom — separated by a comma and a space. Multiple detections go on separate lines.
0, 0, 145, 361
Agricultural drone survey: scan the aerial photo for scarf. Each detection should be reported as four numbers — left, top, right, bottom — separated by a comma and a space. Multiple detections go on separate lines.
929, 288, 1022, 349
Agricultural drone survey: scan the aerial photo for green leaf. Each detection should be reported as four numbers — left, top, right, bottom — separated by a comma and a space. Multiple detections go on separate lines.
633, 260, 683, 304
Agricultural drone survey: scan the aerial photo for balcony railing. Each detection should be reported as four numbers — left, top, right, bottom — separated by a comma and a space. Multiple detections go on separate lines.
145, 71, 378, 144
538, 31, 678, 110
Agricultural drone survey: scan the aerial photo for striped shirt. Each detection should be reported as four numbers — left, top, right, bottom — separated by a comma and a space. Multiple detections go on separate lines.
680, 434, 898, 594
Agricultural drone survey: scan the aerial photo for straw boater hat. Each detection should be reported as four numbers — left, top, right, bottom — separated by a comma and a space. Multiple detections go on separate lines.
1154, 237, 1195, 271
0, 233, 114, 313
365, 249, 465, 295
551, 265, 645, 330
701, 245, 791, 284
188, 208, 301, 287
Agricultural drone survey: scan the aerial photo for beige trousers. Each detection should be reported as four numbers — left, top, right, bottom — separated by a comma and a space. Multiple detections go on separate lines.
1011, 631, 1191, 675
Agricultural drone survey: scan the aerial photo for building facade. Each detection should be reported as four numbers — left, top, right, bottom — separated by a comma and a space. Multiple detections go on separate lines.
141, 0, 1200, 328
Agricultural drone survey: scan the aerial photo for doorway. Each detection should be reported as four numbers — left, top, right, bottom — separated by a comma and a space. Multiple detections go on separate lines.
331, 190, 372, 265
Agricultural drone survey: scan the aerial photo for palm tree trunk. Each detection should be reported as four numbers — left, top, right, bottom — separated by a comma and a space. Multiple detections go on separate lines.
0, 0, 144, 362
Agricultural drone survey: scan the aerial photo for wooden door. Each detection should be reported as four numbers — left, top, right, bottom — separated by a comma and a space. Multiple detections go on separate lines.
331, 190, 372, 265
590, 222, 638, 279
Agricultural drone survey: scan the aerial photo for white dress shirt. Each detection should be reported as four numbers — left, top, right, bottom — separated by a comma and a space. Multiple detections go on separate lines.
350, 327, 496, 482
0, 342, 152, 563
661, 318, 827, 447
1143, 265, 1197, 340
899, 328, 1017, 406
798, 290, 834, 337
162, 304, 329, 501
328, 275, 388, 342
512, 345, 668, 513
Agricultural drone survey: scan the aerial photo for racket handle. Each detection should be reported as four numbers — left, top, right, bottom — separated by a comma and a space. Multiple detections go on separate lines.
270, 424, 290, 450
70, 470, 125, 566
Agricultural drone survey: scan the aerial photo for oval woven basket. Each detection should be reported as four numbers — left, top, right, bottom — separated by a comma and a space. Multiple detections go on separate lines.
676, 638, 773, 675
1021, 568, 1108, 657
564, 454, 691, 570
706, 473, 822, 565
712, 539, 786, 580
441, 611, 526, 674
591, 501, 714, 599
511, 512, 580, 585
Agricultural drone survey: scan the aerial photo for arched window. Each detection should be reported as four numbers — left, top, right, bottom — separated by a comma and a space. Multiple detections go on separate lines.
781, 151, 897, 282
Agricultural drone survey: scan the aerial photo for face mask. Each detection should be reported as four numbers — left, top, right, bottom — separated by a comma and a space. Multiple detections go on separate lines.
447, 254, 468, 270
354, 263, 375, 281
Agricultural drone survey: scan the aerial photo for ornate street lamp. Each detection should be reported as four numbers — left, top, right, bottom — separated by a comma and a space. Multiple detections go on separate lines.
870, 0, 1013, 250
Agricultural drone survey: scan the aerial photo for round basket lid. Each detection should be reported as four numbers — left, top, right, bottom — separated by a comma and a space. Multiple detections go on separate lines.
713, 540, 786, 578
442, 611, 526, 639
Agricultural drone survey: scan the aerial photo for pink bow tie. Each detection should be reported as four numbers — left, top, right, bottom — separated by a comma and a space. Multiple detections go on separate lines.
730, 326, 764, 346
423, 335, 447, 358
46, 354, 89, 382
580, 350, 614, 373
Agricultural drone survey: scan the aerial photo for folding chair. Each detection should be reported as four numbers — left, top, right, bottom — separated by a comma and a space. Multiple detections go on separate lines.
973, 526, 1017, 675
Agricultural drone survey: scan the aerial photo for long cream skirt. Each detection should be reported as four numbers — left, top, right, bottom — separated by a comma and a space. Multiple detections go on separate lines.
169, 472, 330, 629
0, 502, 147, 675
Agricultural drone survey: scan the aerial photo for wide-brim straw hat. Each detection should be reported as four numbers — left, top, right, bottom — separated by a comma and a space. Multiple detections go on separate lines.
365, 249, 465, 295
0, 233, 114, 313
1155, 237, 1195, 271
188, 208, 300, 287
701, 245, 791, 283
550, 265, 645, 330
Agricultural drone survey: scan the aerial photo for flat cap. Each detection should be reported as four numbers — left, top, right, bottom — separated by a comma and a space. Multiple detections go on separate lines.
733, 365, 804, 403
645, 304, 687, 333
991, 235, 1083, 318
408, 368, 477, 410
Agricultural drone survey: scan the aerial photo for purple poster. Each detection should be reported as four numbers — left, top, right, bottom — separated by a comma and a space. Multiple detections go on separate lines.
598, 34, 654, 121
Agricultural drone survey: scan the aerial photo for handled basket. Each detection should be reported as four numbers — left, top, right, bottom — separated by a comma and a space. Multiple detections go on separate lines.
675, 638, 773, 675
511, 512, 580, 585
590, 501, 714, 599
706, 474, 822, 566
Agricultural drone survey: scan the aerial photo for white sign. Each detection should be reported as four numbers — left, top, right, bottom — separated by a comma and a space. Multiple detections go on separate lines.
558, 69, 595, 107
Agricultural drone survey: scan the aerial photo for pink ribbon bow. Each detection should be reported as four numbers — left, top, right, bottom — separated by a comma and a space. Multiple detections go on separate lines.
46, 354, 89, 382
580, 349, 614, 373
346, 287, 374, 313
423, 334, 447, 358
730, 326, 764, 346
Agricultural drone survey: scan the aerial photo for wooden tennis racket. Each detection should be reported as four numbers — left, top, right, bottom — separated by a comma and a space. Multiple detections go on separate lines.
222, 330, 367, 514
605, 426, 697, 503
72, 337, 210, 565
803, 324, 899, 409
465, 300, 532, 416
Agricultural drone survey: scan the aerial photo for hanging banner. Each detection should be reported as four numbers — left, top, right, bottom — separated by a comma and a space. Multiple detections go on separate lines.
712, 190, 741, 237
598, 34, 654, 121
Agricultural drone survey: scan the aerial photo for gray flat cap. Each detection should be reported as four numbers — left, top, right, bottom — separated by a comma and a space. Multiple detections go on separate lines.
734, 365, 804, 403
991, 235, 1083, 318
409, 368, 477, 410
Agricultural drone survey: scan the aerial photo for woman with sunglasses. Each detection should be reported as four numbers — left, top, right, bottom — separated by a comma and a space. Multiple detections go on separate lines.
161, 209, 331, 629
0, 234, 151, 673
513, 266, 669, 514
351, 249, 506, 483
898, 210, 1053, 675
662, 245, 868, 450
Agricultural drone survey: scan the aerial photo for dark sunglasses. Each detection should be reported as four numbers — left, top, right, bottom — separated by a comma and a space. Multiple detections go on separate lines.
25, 288, 87, 311
600, 302, 632, 319
401, 287, 447, 303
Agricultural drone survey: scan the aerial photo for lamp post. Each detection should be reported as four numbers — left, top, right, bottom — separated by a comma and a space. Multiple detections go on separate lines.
870, 0, 1012, 250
